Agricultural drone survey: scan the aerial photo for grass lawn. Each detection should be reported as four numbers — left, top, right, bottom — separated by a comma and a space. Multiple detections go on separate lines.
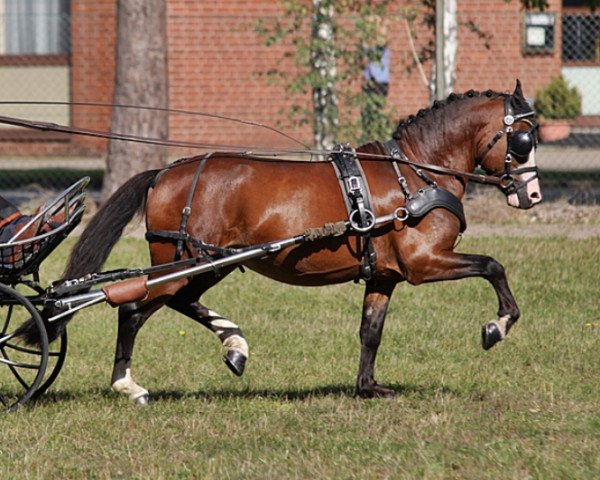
1, 234, 599, 479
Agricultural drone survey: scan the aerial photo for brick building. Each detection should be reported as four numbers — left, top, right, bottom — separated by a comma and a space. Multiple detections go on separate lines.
0, 0, 593, 158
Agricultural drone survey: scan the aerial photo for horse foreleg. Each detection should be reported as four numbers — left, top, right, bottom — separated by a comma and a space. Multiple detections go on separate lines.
477, 258, 520, 350
406, 252, 520, 350
356, 281, 396, 399
110, 302, 157, 405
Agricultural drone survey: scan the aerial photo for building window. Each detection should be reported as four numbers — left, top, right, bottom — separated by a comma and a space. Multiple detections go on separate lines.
0, 0, 70, 56
0, 0, 71, 137
562, 13, 600, 63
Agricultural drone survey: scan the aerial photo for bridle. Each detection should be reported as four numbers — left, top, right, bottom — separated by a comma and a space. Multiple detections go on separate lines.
476, 96, 539, 199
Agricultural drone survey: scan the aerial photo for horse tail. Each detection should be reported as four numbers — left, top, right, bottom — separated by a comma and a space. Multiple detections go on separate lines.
62, 169, 159, 281
20, 169, 160, 346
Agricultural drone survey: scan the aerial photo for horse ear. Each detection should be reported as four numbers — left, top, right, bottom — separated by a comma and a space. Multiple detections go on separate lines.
513, 79, 524, 98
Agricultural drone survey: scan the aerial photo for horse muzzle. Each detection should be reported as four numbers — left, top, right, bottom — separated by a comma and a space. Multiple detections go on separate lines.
505, 170, 542, 209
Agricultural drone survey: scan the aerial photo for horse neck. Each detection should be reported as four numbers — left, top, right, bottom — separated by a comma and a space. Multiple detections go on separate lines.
395, 105, 492, 175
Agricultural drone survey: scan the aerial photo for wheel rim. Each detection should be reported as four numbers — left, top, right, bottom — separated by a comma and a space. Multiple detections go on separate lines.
32, 330, 67, 400
0, 284, 48, 412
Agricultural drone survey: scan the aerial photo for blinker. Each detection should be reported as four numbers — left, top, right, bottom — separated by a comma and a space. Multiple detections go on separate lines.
508, 130, 534, 164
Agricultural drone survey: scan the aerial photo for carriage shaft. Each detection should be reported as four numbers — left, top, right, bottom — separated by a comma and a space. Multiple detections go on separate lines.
145, 235, 304, 288
50, 210, 398, 318
51, 235, 305, 316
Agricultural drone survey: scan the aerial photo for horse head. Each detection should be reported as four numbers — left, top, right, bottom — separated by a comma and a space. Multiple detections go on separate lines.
475, 80, 542, 209
390, 81, 542, 209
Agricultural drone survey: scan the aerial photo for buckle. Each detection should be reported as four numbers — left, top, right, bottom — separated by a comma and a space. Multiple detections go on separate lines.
347, 176, 361, 192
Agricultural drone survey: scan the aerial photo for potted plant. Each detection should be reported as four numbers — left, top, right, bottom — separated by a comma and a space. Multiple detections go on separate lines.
534, 75, 582, 142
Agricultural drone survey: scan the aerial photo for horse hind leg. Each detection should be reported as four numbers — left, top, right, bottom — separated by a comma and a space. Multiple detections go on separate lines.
111, 300, 161, 405
167, 273, 249, 376
181, 303, 249, 376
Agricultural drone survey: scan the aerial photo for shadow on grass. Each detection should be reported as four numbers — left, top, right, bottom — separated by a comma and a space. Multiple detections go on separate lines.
30, 381, 468, 406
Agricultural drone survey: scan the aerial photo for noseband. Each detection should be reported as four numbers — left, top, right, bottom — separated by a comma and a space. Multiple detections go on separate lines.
477, 96, 539, 197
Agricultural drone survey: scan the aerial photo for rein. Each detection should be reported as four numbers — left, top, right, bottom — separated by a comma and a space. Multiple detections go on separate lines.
381, 144, 506, 187
0, 100, 309, 149
0, 113, 511, 189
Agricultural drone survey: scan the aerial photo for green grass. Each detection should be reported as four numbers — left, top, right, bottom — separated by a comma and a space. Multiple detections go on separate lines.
0, 169, 103, 190
1, 235, 599, 479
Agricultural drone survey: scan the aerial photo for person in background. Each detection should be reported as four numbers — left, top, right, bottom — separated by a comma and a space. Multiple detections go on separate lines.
363, 43, 390, 98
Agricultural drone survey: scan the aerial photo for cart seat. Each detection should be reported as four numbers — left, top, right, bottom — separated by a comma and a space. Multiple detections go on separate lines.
0, 177, 90, 281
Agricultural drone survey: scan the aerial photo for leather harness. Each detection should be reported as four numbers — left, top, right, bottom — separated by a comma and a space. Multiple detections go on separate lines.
146, 142, 468, 282
330, 144, 377, 281
329, 140, 466, 281
382, 139, 467, 232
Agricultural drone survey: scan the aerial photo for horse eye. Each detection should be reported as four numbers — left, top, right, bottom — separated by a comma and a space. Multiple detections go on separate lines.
509, 131, 533, 164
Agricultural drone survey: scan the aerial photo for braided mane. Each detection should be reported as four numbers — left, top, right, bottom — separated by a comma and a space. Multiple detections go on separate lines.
392, 88, 532, 141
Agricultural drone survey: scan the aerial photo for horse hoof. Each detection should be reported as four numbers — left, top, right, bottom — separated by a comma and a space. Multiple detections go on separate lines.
135, 394, 150, 406
224, 350, 246, 377
356, 384, 395, 399
481, 322, 503, 350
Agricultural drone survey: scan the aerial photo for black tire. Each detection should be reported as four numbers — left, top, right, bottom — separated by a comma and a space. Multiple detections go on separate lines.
0, 284, 48, 412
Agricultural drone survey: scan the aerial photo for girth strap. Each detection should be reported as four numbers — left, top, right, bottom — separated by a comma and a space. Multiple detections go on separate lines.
330, 144, 377, 281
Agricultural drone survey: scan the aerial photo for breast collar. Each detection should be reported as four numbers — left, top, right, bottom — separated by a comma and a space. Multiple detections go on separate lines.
382, 139, 467, 232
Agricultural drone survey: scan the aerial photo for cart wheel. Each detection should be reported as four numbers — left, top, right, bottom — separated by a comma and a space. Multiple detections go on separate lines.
0, 284, 48, 412
32, 329, 67, 400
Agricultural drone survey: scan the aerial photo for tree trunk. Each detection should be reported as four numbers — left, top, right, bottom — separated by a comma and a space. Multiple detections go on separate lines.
102, 0, 169, 202
431, 0, 457, 101
443, 0, 458, 95
311, 0, 338, 153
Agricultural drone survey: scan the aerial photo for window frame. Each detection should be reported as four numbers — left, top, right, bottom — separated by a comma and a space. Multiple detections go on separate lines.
562, 10, 600, 66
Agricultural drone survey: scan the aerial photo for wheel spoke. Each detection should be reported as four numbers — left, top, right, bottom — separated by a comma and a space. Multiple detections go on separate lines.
0, 356, 42, 369
1, 340, 44, 355
0, 306, 13, 337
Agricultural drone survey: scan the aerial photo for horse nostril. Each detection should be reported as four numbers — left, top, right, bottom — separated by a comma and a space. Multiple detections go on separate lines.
530, 192, 540, 199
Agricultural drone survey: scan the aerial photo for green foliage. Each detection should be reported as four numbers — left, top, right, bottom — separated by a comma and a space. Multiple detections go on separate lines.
534, 75, 583, 120
256, 0, 588, 146
255, 0, 396, 147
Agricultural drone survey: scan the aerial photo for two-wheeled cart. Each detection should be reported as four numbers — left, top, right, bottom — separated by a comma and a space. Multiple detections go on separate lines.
0, 178, 88, 411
